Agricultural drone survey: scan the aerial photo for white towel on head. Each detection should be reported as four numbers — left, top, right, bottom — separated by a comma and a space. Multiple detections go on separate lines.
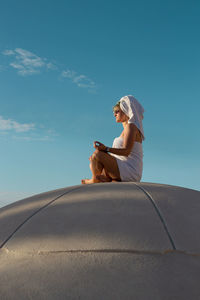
119, 95, 145, 140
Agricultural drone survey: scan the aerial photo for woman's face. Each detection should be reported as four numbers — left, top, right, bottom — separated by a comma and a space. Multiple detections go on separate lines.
113, 107, 129, 123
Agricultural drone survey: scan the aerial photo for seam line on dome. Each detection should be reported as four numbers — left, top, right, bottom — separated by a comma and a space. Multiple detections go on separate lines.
133, 183, 176, 250
0, 186, 83, 249
37, 249, 175, 255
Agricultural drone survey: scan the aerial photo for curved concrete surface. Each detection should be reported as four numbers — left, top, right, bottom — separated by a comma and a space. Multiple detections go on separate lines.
0, 182, 200, 299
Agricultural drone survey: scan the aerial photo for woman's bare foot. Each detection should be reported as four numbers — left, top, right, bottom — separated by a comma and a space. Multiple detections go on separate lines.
81, 178, 101, 184
96, 175, 112, 182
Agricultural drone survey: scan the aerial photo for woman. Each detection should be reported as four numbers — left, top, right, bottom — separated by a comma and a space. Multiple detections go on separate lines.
81, 95, 145, 184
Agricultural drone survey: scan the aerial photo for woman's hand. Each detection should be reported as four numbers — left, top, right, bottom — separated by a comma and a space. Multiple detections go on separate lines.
93, 141, 107, 152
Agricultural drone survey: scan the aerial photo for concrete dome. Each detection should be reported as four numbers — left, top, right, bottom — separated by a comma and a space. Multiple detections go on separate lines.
0, 182, 200, 299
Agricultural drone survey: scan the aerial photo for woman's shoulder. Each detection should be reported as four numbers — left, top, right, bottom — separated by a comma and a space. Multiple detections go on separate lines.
124, 123, 142, 143
124, 123, 138, 132
121, 124, 136, 136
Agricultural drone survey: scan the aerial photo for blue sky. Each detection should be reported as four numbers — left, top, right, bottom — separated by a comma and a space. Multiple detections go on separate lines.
0, 0, 199, 207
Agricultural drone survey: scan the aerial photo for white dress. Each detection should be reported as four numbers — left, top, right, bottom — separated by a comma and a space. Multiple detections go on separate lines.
110, 136, 143, 182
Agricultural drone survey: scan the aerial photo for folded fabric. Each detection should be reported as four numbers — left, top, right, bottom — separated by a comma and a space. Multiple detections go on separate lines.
119, 95, 145, 140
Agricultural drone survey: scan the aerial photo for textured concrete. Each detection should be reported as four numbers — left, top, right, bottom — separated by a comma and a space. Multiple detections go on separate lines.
4, 183, 172, 252
0, 182, 200, 299
138, 182, 200, 253
0, 185, 80, 247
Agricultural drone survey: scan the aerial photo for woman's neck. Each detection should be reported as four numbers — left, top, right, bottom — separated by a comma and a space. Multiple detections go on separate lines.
122, 121, 128, 129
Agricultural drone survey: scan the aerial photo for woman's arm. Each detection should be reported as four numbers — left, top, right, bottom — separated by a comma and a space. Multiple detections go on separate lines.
94, 124, 137, 157
109, 124, 136, 156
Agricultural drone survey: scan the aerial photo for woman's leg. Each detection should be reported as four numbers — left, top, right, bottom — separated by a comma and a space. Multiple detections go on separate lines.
97, 168, 112, 182
81, 150, 121, 184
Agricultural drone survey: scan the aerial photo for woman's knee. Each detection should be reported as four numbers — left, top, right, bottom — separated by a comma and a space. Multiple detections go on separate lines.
91, 149, 101, 160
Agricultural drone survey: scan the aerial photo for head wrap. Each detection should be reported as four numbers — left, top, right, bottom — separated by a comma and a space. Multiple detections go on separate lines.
119, 95, 145, 140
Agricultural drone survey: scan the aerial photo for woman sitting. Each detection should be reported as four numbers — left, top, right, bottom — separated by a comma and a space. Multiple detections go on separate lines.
81, 95, 145, 184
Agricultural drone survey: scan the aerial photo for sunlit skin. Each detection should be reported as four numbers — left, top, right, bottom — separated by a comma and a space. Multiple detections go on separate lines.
81, 106, 142, 184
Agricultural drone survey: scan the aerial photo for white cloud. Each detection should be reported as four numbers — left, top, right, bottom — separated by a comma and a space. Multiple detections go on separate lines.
0, 116, 35, 132
0, 115, 58, 142
12, 135, 53, 141
62, 70, 76, 79
2, 48, 97, 92
2, 49, 15, 55
46, 62, 57, 70
62, 69, 96, 90
2, 48, 52, 76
